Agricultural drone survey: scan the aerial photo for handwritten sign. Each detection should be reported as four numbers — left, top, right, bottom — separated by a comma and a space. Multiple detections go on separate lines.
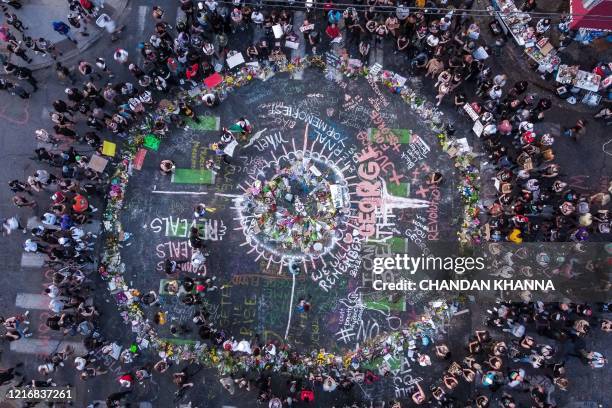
102, 140, 116, 157
204, 72, 223, 88
88, 154, 108, 172
223, 140, 238, 157
227, 52, 245, 69
272, 24, 283, 39
463, 103, 479, 121
132, 148, 147, 170
299, 23, 314, 32
325, 51, 341, 68
393, 73, 407, 87
454, 137, 471, 154
369, 63, 383, 76
472, 120, 484, 137
285, 40, 299, 50
348, 58, 362, 68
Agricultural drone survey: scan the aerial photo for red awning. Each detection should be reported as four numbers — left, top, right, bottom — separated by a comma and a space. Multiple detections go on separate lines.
570, 0, 612, 31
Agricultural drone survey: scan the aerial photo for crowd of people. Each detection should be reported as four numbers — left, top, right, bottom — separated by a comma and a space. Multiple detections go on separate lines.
0, 0, 610, 406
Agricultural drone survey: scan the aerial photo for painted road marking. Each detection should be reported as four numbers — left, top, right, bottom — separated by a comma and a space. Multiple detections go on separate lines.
137, 5, 148, 34
10, 338, 86, 355
21, 252, 46, 268
284, 271, 297, 339
15, 293, 49, 310
214, 193, 241, 199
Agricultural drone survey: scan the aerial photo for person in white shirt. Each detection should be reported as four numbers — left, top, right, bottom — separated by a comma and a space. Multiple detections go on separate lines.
230, 8, 243, 33
205, 0, 217, 12
251, 10, 264, 28
2, 216, 26, 235
35, 169, 50, 184
42, 212, 58, 227
396, 3, 410, 20
24, 239, 40, 253
45, 284, 60, 298
74, 356, 87, 371
488, 85, 503, 100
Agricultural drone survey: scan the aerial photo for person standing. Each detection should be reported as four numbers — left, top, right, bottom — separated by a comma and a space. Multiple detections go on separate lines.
52, 21, 78, 44
12, 194, 37, 209
95, 57, 114, 78
14, 65, 38, 92
564, 119, 587, 141
151, 5, 165, 22
113, 48, 129, 65
2, 216, 27, 235
78, 60, 102, 81
8, 180, 31, 195
67, 11, 89, 37
4, 12, 28, 35
31, 37, 60, 59
1, 80, 30, 99
55, 62, 77, 84
6, 40, 32, 63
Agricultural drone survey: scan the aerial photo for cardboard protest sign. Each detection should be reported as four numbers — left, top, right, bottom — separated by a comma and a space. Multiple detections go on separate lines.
299, 23, 314, 32
204, 72, 223, 88
102, 140, 116, 157
227, 52, 245, 69
88, 154, 109, 172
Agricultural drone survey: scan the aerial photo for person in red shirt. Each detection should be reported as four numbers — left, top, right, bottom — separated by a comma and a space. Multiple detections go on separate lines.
325, 23, 340, 40
323, 0, 333, 14
73, 194, 89, 213
185, 63, 199, 81
118, 373, 133, 388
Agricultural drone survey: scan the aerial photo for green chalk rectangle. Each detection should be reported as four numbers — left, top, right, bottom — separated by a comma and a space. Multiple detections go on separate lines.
363, 295, 407, 312
368, 128, 412, 144
387, 237, 407, 254
386, 182, 410, 197
143, 134, 161, 151
172, 168, 215, 184
393, 128, 412, 144
185, 116, 220, 131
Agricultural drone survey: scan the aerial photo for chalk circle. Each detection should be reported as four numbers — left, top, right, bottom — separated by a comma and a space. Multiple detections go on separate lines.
238, 150, 350, 261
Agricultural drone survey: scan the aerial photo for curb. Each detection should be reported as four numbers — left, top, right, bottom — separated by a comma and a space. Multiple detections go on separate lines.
2, 0, 129, 73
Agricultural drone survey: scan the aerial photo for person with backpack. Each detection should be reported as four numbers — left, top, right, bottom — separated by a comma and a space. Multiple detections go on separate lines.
78, 0, 95, 15
52, 21, 77, 44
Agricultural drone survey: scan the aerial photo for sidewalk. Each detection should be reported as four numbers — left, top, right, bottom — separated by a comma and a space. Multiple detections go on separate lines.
1, 0, 129, 71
